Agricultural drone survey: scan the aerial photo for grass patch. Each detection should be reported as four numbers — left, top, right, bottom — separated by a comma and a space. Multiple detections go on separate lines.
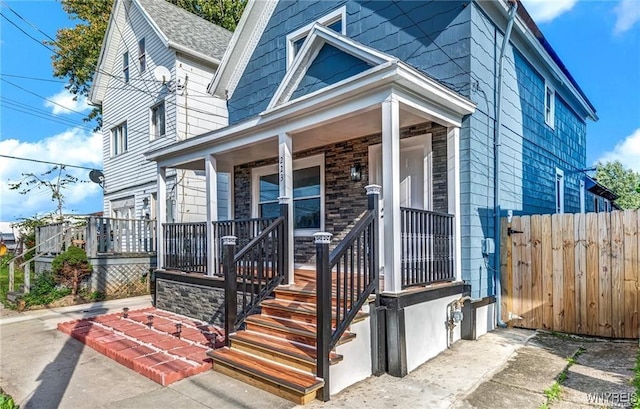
0, 387, 19, 409
538, 346, 586, 409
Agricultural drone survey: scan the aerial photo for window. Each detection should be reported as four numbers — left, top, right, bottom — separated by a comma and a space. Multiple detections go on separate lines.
111, 122, 128, 156
150, 102, 165, 139
604, 199, 611, 212
286, 7, 346, 66
253, 155, 324, 234
555, 168, 564, 214
123, 52, 129, 83
594, 197, 599, 213
138, 38, 146, 73
579, 180, 585, 213
545, 83, 555, 128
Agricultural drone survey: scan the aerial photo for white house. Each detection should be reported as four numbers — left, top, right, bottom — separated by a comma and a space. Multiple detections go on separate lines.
89, 0, 232, 223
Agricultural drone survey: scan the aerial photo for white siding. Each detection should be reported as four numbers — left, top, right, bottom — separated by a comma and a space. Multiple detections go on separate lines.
101, 4, 227, 221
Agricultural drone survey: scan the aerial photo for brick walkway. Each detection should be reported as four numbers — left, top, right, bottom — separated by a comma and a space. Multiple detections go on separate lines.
57, 307, 224, 386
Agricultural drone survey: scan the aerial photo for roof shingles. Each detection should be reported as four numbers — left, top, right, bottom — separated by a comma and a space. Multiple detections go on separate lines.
137, 0, 232, 61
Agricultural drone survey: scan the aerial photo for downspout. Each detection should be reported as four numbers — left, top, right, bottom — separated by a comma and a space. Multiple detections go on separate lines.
494, 0, 518, 328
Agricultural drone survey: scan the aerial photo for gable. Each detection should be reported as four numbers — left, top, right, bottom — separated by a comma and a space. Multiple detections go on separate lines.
226, 0, 472, 125
290, 44, 372, 101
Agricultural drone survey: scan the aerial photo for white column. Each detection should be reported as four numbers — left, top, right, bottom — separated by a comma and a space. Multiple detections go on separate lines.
447, 126, 462, 282
382, 95, 402, 293
157, 165, 167, 270
278, 133, 294, 283
205, 154, 218, 276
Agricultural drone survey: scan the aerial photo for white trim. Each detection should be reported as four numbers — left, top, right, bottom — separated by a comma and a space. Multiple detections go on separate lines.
270, 23, 395, 110
555, 167, 565, 214
251, 154, 325, 237
285, 6, 347, 67
544, 82, 555, 129
447, 127, 462, 282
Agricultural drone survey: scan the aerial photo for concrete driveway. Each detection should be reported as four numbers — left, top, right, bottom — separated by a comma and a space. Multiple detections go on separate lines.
1, 297, 637, 409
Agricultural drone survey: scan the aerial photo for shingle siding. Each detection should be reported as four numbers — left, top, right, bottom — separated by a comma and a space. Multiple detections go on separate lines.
228, 0, 471, 124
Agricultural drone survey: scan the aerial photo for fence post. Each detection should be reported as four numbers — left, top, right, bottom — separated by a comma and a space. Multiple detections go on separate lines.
222, 235, 237, 347
366, 184, 385, 376
23, 262, 30, 294
279, 197, 290, 284
314, 231, 332, 402
86, 217, 97, 257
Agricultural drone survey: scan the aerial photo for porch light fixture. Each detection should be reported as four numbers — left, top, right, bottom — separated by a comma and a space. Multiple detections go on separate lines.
350, 164, 361, 182
122, 307, 129, 319
175, 322, 182, 338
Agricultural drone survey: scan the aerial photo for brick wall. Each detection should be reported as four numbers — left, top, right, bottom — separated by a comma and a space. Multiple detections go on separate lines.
234, 121, 449, 263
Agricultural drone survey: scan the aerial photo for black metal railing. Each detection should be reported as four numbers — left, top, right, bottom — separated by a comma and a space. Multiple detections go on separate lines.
222, 211, 288, 344
212, 217, 276, 276
315, 186, 383, 401
163, 222, 207, 273
400, 207, 455, 288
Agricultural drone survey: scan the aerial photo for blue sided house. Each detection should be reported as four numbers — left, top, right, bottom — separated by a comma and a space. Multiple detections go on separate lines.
145, 0, 599, 403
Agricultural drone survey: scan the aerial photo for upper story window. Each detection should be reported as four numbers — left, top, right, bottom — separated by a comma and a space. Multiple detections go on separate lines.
555, 168, 564, 214
150, 101, 165, 139
138, 38, 146, 73
579, 180, 585, 213
123, 52, 130, 83
286, 7, 346, 67
111, 122, 128, 156
253, 155, 324, 235
545, 83, 555, 128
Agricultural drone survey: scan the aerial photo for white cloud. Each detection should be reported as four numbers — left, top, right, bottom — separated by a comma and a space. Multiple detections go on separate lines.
614, 0, 640, 34
597, 128, 640, 172
44, 89, 91, 115
0, 128, 103, 221
521, 0, 577, 23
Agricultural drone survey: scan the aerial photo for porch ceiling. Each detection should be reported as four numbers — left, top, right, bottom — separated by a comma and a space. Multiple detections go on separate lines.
175, 104, 428, 170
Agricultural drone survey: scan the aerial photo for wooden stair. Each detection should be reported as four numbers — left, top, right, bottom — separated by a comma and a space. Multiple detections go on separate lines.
208, 270, 366, 404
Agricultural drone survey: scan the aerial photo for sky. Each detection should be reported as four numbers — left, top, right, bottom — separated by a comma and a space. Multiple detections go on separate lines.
0, 0, 639, 222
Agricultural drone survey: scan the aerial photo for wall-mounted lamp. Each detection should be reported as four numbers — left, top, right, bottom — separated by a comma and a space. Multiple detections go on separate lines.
350, 164, 361, 182
142, 197, 149, 208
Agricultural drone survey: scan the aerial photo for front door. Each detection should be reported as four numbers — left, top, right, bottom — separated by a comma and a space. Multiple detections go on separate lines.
368, 134, 432, 270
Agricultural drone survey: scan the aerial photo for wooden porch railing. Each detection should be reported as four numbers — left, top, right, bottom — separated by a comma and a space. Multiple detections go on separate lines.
315, 185, 384, 401
400, 207, 455, 289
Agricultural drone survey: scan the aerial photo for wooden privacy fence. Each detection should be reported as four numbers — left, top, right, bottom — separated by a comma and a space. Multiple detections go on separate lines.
501, 210, 639, 339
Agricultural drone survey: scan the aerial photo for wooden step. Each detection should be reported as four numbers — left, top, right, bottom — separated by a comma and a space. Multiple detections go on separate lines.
261, 299, 368, 325
209, 347, 324, 405
274, 287, 357, 307
225, 330, 343, 373
244, 315, 356, 347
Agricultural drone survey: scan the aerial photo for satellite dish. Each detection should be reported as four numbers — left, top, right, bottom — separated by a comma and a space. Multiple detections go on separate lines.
89, 169, 105, 187
153, 65, 172, 84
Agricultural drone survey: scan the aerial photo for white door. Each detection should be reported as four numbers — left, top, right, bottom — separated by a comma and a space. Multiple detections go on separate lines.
368, 134, 432, 270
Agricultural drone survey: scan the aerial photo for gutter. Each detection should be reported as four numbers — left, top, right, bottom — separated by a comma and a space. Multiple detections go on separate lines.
494, 0, 518, 328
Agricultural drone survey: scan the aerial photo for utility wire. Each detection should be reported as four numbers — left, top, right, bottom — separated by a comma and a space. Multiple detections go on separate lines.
1, 0, 57, 42
0, 12, 56, 53
0, 154, 102, 171
1, 78, 88, 116
0, 73, 68, 83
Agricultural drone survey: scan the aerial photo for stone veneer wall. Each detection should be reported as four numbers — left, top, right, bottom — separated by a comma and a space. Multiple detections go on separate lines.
234, 122, 449, 263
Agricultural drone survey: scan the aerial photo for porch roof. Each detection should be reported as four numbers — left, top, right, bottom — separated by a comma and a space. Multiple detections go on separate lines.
145, 45, 475, 169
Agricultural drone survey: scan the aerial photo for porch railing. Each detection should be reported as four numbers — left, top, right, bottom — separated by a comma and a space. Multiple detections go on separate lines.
315, 185, 383, 401
163, 222, 207, 273
222, 214, 287, 344
400, 207, 455, 289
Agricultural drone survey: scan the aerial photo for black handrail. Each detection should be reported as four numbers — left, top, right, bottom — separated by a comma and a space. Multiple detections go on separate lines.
222, 212, 288, 345
315, 186, 382, 401
400, 207, 455, 288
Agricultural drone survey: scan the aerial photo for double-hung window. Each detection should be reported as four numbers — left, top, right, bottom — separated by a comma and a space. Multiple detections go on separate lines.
254, 155, 324, 235
150, 102, 165, 139
123, 52, 129, 83
555, 168, 564, 214
545, 83, 555, 128
111, 122, 128, 156
138, 38, 146, 73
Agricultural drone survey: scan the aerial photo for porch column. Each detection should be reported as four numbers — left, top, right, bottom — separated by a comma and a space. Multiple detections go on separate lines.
278, 132, 294, 284
382, 95, 402, 293
447, 126, 462, 282
205, 154, 218, 276
157, 165, 167, 270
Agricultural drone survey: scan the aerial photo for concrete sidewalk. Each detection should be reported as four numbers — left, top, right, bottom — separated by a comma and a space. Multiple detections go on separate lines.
1, 297, 636, 409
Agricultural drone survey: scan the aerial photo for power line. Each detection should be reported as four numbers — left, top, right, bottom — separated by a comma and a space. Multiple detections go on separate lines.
1, 0, 57, 42
0, 73, 68, 83
0, 12, 56, 54
0, 154, 102, 171
1, 78, 89, 116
